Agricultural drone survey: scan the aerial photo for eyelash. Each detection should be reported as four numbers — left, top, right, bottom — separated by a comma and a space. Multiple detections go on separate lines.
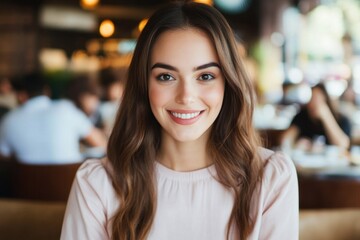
198, 73, 215, 81
156, 73, 216, 82
156, 73, 175, 81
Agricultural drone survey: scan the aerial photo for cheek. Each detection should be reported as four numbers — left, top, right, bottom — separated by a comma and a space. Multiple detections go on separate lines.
201, 86, 224, 109
148, 84, 167, 111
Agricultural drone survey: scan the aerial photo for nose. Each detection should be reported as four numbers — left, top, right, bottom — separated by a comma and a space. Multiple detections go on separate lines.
175, 79, 195, 104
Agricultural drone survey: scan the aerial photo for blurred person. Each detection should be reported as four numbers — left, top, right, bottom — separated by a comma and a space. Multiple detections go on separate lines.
0, 76, 17, 110
0, 72, 107, 164
61, 2, 298, 240
338, 82, 357, 118
0, 76, 17, 120
98, 67, 126, 136
281, 82, 351, 151
65, 74, 104, 129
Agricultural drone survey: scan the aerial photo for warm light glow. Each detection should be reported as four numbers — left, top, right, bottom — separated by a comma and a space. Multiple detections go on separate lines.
138, 18, 148, 32
193, 0, 213, 5
39, 48, 68, 70
99, 20, 115, 38
81, 0, 99, 9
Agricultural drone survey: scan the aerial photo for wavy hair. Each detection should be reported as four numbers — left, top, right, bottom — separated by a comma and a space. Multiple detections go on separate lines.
107, 2, 264, 239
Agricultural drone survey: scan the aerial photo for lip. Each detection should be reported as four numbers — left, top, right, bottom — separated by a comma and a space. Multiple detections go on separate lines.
167, 109, 204, 125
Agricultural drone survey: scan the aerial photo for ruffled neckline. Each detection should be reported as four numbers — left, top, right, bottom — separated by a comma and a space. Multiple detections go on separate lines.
155, 161, 217, 182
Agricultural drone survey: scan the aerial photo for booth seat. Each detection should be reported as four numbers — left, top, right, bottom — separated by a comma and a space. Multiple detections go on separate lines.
0, 199, 65, 240
0, 160, 81, 201
1, 198, 360, 240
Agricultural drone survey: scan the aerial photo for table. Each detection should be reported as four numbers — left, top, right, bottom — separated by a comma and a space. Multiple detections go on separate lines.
294, 152, 360, 209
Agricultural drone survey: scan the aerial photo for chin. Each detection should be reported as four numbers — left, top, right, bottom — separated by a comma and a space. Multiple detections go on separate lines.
172, 131, 207, 143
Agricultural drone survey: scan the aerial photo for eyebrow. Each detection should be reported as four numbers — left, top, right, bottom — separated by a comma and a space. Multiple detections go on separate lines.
195, 62, 220, 71
151, 63, 178, 71
151, 62, 220, 71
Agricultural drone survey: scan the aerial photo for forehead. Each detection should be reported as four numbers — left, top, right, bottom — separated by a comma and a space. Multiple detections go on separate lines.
150, 28, 219, 66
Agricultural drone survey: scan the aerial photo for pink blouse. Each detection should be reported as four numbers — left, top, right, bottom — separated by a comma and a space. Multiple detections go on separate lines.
61, 148, 299, 239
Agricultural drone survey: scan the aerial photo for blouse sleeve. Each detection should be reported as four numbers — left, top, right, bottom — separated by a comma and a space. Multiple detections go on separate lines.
60, 159, 112, 240
258, 151, 299, 240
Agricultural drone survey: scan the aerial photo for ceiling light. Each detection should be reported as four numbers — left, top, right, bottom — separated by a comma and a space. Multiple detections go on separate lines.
81, 0, 100, 9
99, 20, 115, 38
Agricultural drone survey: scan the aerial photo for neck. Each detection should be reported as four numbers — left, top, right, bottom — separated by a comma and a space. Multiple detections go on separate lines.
157, 133, 212, 172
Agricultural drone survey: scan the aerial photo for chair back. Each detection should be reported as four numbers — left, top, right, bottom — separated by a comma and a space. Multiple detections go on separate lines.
0, 160, 14, 197
11, 162, 82, 202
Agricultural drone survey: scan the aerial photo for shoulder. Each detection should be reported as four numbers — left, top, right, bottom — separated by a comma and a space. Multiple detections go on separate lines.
53, 100, 92, 124
74, 158, 117, 204
76, 158, 112, 187
53, 99, 89, 116
52, 99, 78, 112
62, 158, 118, 238
251, 148, 299, 239
258, 147, 297, 186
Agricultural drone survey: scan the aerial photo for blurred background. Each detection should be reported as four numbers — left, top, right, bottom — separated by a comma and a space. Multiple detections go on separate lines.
1, 0, 359, 130
2, 0, 360, 239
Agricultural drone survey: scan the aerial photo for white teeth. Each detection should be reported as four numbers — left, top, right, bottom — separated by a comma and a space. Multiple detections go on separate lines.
171, 111, 200, 119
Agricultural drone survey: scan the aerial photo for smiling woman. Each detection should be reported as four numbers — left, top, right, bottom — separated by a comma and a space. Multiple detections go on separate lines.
61, 2, 299, 240
149, 28, 225, 157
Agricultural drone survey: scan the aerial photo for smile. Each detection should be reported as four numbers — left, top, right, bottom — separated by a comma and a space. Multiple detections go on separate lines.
170, 111, 201, 120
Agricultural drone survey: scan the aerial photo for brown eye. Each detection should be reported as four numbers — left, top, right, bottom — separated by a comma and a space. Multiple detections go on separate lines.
157, 74, 175, 81
199, 73, 214, 81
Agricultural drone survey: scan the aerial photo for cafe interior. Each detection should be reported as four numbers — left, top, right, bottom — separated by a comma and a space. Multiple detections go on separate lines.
1, 0, 360, 239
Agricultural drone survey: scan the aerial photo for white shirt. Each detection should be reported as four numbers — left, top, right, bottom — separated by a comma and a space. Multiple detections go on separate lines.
0, 96, 93, 164
61, 148, 299, 239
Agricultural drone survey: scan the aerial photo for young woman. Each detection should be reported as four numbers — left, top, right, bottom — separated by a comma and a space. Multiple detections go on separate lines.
61, 2, 298, 240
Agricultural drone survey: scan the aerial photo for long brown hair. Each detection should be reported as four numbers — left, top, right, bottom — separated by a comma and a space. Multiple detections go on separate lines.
107, 2, 263, 239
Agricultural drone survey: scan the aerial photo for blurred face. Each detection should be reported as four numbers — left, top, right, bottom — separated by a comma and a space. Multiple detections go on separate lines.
148, 28, 225, 143
108, 82, 124, 101
0, 78, 12, 94
80, 93, 99, 116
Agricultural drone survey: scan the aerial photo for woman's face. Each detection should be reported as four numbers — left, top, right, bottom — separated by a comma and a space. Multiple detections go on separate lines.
148, 28, 225, 143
